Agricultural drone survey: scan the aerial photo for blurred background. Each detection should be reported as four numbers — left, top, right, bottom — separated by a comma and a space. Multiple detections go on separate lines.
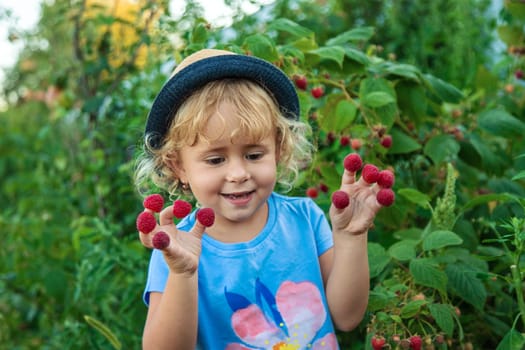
1, 0, 524, 349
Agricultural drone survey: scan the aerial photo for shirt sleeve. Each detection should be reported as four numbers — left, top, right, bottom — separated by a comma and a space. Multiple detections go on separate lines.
307, 198, 333, 256
143, 248, 169, 306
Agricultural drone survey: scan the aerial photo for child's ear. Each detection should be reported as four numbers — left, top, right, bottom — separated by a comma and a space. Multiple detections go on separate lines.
169, 158, 188, 184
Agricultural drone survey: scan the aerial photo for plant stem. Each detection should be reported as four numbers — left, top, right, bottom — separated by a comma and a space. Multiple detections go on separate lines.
510, 264, 525, 330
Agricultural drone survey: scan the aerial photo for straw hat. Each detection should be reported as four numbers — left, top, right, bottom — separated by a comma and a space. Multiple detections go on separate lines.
144, 48, 300, 149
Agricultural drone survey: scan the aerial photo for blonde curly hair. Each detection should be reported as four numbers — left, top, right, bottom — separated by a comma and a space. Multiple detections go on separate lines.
134, 79, 313, 198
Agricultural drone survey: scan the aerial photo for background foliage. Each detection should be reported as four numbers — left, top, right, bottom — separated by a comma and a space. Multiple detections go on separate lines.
1, 0, 524, 349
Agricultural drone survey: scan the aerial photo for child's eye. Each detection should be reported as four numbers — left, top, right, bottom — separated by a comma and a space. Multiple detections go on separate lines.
246, 152, 264, 161
205, 157, 224, 165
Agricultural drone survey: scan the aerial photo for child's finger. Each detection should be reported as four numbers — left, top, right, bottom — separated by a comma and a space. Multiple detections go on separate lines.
188, 208, 215, 238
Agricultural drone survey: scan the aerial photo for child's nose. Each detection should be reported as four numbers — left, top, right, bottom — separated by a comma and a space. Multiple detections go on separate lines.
226, 159, 250, 183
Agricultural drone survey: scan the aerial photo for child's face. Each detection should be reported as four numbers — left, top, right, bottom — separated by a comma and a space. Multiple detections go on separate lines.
176, 101, 278, 234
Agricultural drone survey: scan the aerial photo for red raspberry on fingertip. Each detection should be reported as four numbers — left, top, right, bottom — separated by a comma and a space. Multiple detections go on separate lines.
343, 153, 363, 172
136, 211, 157, 234
152, 231, 170, 250
362, 164, 380, 183
143, 194, 164, 212
173, 199, 192, 219
196, 208, 215, 227
376, 188, 395, 207
377, 169, 395, 188
331, 190, 350, 209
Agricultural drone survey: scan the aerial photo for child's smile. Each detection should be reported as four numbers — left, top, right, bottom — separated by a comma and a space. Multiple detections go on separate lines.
176, 101, 278, 242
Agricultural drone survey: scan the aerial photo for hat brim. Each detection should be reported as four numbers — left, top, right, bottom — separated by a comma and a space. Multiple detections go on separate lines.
145, 54, 300, 149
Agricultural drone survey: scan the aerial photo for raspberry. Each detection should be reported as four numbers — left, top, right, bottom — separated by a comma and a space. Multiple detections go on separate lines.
362, 164, 380, 183
331, 190, 349, 209
306, 187, 318, 198
409, 335, 422, 350
376, 188, 395, 206
143, 194, 164, 212
196, 208, 215, 227
343, 153, 363, 172
294, 75, 308, 90
340, 135, 350, 146
371, 336, 386, 350
136, 211, 157, 234
311, 86, 324, 98
319, 183, 329, 193
173, 199, 192, 219
380, 134, 392, 148
152, 231, 170, 250
377, 170, 395, 188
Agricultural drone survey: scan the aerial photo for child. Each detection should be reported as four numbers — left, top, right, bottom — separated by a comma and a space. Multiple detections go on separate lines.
134, 48, 388, 349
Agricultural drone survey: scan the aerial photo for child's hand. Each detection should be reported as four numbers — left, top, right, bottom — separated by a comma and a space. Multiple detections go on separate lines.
136, 196, 214, 275
329, 154, 395, 235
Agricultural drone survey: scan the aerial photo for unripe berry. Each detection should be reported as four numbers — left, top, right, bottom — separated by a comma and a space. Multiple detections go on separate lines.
136, 211, 157, 234
362, 164, 380, 183
143, 194, 164, 212
351, 138, 362, 150
294, 75, 308, 90
173, 199, 192, 219
343, 153, 363, 172
196, 208, 215, 227
306, 187, 319, 198
331, 190, 349, 209
380, 134, 392, 148
152, 231, 170, 249
311, 86, 324, 99
376, 188, 395, 206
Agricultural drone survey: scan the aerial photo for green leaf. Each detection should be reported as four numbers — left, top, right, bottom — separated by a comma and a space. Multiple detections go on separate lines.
423, 230, 463, 251
267, 18, 313, 38
428, 303, 454, 336
384, 62, 421, 82
387, 128, 422, 154
512, 170, 525, 181
497, 25, 525, 46
400, 300, 428, 318
362, 91, 396, 108
409, 258, 448, 293
423, 74, 464, 103
343, 47, 369, 65
308, 46, 346, 68
461, 193, 516, 211
334, 100, 357, 131
424, 135, 460, 165
398, 188, 431, 208
84, 315, 122, 350
319, 94, 357, 132
368, 243, 391, 278
388, 240, 418, 261
496, 329, 525, 350
478, 109, 525, 138
325, 26, 375, 45
445, 263, 487, 310
190, 22, 208, 44
244, 34, 279, 62
396, 82, 427, 123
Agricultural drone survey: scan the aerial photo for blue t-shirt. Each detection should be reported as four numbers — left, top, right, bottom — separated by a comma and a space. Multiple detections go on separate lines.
144, 192, 339, 349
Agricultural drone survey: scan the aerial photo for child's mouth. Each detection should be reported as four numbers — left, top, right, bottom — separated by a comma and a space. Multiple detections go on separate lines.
222, 191, 254, 200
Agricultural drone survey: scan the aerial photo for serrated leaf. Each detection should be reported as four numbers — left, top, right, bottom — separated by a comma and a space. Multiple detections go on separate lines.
424, 135, 460, 165
423, 74, 464, 103
309, 46, 346, 68
385, 62, 421, 81
387, 128, 422, 154
267, 18, 313, 38
496, 329, 525, 350
478, 109, 525, 137
388, 240, 417, 261
409, 258, 447, 293
368, 243, 391, 278
398, 188, 431, 208
334, 100, 357, 131
400, 300, 427, 318
461, 193, 516, 211
326, 26, 375, 45
244, 34, 278, 62
445, 263, 487, 310
512, 170, 525, 181
423, 230, 463, 251
428, 303, 454, 336
344, 47, 369, 65
362, 91, 396, 108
